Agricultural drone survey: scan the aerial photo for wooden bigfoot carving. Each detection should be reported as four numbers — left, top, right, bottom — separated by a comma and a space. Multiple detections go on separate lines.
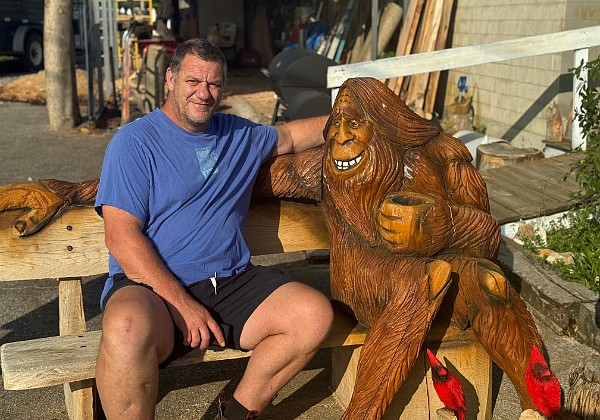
0, 77, 561, 419
258, 77, 561, 419
317, 78, 560, 419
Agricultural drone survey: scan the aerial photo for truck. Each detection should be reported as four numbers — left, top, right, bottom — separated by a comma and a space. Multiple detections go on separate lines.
0, 0, 44, 72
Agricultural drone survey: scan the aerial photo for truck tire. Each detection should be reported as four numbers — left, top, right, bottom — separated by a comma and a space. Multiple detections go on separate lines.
21, 32, 44, 72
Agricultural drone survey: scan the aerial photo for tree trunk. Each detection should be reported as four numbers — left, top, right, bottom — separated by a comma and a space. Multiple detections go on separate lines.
44, 0, 81, 131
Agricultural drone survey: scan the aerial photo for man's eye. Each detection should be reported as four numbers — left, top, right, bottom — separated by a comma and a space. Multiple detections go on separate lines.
348, 119, 360, 128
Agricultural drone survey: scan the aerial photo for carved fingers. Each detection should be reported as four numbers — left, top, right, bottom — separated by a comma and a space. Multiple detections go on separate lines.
445, 205, 500, 258
378, 191, 453, 256
252, 147, 323, 201
444, 159, 490, 212
0, 182, 66, 236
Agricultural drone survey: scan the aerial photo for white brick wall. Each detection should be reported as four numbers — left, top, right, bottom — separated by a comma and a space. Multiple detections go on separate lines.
443, 0, 600, 150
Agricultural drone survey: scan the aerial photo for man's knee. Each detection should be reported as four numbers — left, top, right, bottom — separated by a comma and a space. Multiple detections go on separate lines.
241, 282, 334, 350
100, 287, 174, 361
285, 284, 334, 346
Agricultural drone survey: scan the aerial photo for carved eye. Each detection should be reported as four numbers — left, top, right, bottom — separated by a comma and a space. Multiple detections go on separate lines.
332, 118, 341, 127
348, 119, 360, 129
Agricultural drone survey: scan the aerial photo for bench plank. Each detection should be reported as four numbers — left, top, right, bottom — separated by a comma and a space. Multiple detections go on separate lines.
1, 308, 367, 391
0, 199, 329, 282
0, 207, 107, 281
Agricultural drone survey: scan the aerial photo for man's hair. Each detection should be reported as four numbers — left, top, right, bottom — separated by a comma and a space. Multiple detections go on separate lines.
169, 38, 228, 81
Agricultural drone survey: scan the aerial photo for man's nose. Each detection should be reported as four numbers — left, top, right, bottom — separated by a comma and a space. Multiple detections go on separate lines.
194, 83, 211, 100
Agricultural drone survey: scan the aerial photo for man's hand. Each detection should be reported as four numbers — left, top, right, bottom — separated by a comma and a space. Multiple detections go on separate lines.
102, 205, 227, 350
166, 292, 226, 349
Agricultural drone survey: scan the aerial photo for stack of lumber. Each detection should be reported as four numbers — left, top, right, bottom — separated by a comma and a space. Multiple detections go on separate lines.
318, 0, 455, 119
316, 0, 360, 61
388, 0, 455, 118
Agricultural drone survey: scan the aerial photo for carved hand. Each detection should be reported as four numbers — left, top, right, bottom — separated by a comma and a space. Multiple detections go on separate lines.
377, 191, 453, 256
0, 179, 98, 236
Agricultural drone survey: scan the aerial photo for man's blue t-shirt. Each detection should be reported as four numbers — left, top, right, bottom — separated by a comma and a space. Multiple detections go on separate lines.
95, 109, 278, 305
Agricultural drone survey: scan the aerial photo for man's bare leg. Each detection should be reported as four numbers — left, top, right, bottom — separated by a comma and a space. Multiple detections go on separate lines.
234, 282, 334, 413
96, 286, 175, 420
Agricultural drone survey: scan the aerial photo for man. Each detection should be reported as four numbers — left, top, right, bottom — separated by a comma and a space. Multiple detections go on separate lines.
94, 38, 333, 420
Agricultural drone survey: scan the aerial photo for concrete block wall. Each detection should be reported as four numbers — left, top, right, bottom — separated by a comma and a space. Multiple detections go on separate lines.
444, 0, 600, 150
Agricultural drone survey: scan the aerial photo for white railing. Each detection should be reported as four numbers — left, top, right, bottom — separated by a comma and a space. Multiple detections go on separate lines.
327, 25, 600, 151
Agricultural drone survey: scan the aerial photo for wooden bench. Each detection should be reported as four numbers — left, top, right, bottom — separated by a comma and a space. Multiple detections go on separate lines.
1, 199, 492, 419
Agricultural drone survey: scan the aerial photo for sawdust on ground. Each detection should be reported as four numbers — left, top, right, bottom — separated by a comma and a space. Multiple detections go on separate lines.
0, 68, 92, 105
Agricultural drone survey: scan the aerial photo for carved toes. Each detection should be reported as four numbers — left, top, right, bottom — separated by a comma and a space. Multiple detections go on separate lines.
477, 261, 509, 301
426, 259, 452, 302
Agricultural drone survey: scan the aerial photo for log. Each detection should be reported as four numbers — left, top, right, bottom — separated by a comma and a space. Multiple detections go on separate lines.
476, 141, 544, 170
356, 2, 403, 62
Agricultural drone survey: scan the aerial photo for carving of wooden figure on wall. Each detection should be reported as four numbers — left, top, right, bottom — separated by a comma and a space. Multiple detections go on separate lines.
0, 77, 562, 419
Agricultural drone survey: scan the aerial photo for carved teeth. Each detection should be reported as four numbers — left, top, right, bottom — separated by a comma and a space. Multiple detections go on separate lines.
334, 153, 364, 171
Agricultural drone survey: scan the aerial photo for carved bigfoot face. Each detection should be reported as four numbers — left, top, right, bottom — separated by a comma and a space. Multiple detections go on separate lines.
325, 88, 374, 180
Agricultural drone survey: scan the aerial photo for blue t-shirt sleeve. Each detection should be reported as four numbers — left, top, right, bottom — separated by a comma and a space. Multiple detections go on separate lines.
251, 124, 278, 163
219, 113, 278, 164
95, 128, 151, 223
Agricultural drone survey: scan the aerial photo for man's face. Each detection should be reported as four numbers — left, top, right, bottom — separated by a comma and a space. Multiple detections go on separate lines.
166, 54, 224, 132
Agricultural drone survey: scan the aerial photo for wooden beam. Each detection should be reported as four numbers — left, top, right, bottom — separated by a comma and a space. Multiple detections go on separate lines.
328, 25, 600, 88
59, 278, 95, 420
0, 208, 108, 281
0, 199, 329, 281
1, 308, 367, 391
404, 0, 445, 110
423, 0, 455, 114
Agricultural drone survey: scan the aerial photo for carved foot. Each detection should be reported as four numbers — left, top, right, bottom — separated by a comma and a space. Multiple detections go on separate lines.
0, 179, 98, 236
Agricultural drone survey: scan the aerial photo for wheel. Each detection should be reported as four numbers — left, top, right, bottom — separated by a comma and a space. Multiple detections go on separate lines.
21, 32, 43, 72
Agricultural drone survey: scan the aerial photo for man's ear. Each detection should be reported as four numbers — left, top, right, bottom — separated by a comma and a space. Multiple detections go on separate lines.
166, 67, 175, 91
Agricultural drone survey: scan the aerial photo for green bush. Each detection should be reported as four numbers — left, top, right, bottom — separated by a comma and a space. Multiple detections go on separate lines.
546, 213, 600, 291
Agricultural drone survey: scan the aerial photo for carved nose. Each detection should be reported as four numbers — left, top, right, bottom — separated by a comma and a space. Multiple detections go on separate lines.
334, 125, 353, 144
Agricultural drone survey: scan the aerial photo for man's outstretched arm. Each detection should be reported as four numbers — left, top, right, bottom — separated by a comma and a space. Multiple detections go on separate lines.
274, 115, 328, 156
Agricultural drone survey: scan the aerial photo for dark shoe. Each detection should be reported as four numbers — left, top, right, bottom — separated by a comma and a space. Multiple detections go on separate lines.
214, 391, 227, 420
213, 391, 258, 420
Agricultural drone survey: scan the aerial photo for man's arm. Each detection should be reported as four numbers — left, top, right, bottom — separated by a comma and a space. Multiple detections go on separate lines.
102, 205, 225, 348
274, 115, 329, 156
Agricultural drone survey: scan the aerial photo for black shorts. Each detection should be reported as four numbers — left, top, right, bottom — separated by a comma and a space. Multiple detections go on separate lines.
101, 265, 293, 365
